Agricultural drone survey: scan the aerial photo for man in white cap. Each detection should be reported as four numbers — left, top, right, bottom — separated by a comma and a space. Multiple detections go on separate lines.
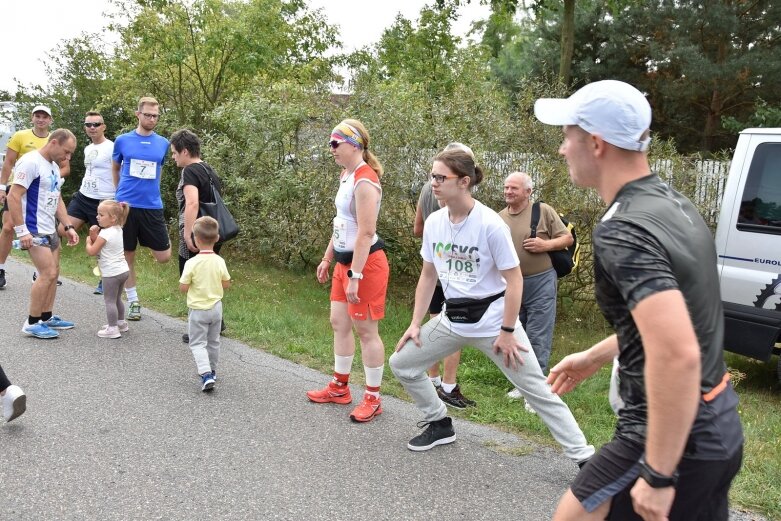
536, 80, 743, 521
0, 105, 70, 288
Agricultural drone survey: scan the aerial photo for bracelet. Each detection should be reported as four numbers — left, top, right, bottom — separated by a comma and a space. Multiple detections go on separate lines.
500, 325, 515, 333
63, 224, 74, 232
321, 258, 332, 263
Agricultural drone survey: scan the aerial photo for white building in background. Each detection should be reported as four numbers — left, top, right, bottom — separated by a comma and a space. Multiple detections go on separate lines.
0, 101, 17, 163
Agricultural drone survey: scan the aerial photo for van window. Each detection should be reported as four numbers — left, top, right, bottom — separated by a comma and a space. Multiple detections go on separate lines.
738, 142, 781, 234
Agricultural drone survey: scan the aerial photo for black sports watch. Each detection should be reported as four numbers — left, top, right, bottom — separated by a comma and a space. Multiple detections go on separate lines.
638, 457, 678, 488
346, 270, 363, 280
63, 224, 75, 232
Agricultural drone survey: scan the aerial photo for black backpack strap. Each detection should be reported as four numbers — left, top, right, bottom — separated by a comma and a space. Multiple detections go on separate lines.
530, 201, 541, 238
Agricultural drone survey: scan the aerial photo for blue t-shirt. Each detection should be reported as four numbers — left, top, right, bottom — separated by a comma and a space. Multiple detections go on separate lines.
113, 130, 169, 209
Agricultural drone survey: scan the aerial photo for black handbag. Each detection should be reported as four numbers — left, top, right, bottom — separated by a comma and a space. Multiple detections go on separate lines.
198, 167, 239, 244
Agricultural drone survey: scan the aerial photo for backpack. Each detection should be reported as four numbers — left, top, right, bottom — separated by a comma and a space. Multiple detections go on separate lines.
530, 201, 580, 278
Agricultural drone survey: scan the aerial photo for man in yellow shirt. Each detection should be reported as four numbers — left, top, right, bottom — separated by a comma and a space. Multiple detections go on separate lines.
0, 105, 70, 288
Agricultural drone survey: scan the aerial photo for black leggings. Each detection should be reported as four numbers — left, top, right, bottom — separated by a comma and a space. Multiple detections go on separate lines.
0, 364, 12, 393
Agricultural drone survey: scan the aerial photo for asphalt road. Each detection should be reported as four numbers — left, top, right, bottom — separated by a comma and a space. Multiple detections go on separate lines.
0, 259, 766, 521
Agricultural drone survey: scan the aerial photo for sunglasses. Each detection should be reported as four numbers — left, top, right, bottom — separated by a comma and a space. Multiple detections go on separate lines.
430, 174, 459, 183
84, 122, 103, 128
329, 140, 345, 149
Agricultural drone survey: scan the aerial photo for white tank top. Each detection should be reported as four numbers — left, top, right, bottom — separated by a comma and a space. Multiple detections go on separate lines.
332, 162, 382, 252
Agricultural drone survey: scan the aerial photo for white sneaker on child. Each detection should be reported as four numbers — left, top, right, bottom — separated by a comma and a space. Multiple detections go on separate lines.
97, 325, 121, 339
3, 385, 26, 422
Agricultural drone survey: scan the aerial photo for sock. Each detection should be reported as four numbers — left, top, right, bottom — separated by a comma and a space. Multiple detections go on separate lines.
364, 365, 384, 397
429, 375, 442, 387
442, 382, 457, 394
334, 354, 354, 375
125, 286, 138, 303
41, 311, 53, 322
28, 315, 41, 326
333, 372, 350, 386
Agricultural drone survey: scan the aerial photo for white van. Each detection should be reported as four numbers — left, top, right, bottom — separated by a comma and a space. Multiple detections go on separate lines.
715, 128, 781, 381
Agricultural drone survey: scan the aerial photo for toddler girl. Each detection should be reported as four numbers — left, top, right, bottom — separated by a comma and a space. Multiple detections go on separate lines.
86, 200, 131, 339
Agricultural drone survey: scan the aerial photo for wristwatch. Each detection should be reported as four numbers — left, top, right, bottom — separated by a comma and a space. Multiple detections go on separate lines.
347, 270, 363, 280
63, 224, 75, 232
638, 457, 678, 488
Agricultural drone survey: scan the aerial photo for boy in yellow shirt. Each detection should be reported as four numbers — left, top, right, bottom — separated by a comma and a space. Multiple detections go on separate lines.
179, 216, 231, 392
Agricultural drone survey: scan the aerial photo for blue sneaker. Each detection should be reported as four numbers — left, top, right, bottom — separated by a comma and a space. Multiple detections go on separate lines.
201, 373, 215, 392
44, 316, 75, 330
94, 280, 103, 295
211, 370, 217, 382
21, 321, 59, 339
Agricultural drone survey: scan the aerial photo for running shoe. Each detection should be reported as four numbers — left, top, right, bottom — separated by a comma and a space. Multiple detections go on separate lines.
407, 417, 456, 452
306, 381, 352, 404
127, 301, 142, 321
44, 315, 75, 330
349, 394, 382, 423
116, 320, 129, 333
21, 321, 59, 339
2, 385, 26, 422
201, 372, 215, 392
0, 268, 6, 289
94, 280, 103, 295
437, 384, 476, 409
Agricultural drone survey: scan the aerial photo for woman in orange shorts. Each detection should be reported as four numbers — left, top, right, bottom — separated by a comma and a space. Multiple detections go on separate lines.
306, 119, 390, 423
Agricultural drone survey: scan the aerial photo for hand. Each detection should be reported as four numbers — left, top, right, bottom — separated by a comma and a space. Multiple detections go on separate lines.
547, 351, 600, 395
492, 331, 528, 370
522, 237, 548, 253
19, 233, 33, 249
316, 261, 330, 283
395, 324, 421, 351
66, 228, 79, 246
88, 225, 99, 244
630, 478, 675, 521
185, 235, 199, 253
346, 278, 360, 304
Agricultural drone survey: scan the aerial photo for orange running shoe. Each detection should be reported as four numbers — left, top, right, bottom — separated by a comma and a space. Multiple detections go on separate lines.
349, 393, 383, 422
307, 381, 352, 404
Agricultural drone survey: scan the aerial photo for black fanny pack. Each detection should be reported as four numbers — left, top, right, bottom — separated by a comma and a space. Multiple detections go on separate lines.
444, 291, 505, 324
334, 238, 385, 265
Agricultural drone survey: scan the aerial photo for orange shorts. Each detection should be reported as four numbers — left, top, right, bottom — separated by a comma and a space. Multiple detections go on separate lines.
331, 249, 389, 321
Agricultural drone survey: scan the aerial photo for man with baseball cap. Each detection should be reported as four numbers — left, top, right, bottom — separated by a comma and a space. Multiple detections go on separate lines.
0, 104, 70, 288
537, 80, 743, 520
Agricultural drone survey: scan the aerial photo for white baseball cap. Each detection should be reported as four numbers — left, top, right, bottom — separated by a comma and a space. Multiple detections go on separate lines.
31, 105, 52, 117
534, 80, 652, 152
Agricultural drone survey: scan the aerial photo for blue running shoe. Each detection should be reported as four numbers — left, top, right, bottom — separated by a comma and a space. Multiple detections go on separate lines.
94, 280, 103, 295
21, 321, 59, 339
44, 316, 75, 330
201, 373, 215, 392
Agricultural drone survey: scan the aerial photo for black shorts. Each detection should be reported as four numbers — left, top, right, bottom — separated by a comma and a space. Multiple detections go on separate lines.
67, 192, 102, 227
428, 283, 445, 314
123, 208, 171, 252
573, 435, 743, 521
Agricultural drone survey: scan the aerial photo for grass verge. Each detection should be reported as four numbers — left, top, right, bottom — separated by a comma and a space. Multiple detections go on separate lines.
34, 240, 781, 520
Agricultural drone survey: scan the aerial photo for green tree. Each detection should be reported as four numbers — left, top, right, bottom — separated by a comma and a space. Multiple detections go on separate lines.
108, 0, 337, 127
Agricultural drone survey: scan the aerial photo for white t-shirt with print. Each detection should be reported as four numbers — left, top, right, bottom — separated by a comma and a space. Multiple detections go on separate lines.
421, 200, 520, 337
81, 139, 115, 199
98, 225, 129, 277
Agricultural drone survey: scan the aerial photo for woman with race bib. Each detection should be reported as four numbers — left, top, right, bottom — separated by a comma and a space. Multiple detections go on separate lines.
306, 119, 390, 424
389, 148, 594, 464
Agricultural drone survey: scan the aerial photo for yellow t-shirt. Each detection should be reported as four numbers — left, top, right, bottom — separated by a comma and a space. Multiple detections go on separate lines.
5, 129, 49, 183
179, 251, 231, 310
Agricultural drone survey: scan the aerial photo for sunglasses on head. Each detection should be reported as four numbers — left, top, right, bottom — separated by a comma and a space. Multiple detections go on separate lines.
84, 122, 102, 128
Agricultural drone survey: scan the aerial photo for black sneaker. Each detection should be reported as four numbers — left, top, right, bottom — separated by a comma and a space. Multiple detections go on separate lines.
0, 268, 5, 289
182, 333, 190, 343
407, 417, 456, 452
437, 384, 476, 409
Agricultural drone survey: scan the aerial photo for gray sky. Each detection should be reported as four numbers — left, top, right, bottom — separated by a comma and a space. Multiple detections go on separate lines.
0, 0, 490, 93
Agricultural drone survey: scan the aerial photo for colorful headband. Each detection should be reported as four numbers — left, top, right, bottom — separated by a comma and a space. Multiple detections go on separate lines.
330, 122, 365, 149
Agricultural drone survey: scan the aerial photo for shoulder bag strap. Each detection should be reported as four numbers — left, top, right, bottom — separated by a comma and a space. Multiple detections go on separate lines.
530, 201, 541, 238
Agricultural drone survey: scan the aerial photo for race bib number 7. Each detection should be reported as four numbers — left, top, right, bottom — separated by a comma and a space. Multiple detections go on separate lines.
129, 159, 157, 179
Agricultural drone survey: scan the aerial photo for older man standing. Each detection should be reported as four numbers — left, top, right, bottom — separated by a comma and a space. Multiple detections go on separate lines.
0, 105, 70, 288
537, 80, 743, 521
499, 172, 573, 412
8, 129, 80, 339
